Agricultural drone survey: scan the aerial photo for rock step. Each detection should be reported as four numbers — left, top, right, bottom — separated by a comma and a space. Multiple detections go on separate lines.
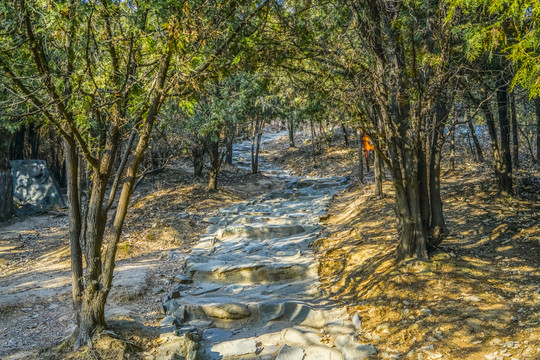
211, 224, 315, 241
192, 231, 320, 257
165, 299, 349, 329
185, 257, 317, 284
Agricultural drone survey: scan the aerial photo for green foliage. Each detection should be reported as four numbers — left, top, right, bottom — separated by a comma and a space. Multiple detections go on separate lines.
449, 0, 540, 97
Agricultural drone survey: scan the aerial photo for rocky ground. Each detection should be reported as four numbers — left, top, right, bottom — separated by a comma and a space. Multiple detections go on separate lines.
1, 129, 539, 360
0, 153, 283, 359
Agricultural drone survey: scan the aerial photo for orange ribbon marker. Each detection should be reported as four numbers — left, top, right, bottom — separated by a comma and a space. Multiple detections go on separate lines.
363, 135, 374, 158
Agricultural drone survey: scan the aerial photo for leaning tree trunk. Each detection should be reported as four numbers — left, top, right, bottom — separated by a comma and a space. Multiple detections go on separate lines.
0, 130, 13, 222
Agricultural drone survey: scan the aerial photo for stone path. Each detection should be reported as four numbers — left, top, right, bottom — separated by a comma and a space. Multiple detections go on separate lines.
158, 133, 377, 360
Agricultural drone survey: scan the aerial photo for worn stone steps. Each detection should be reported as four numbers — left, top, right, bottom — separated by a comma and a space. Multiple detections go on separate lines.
155, 132, 376, 360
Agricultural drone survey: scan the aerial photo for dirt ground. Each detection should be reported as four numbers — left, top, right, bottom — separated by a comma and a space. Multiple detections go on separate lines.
0, 160, 282, 359
273, 135, 540, 360
2, 131, 539, 360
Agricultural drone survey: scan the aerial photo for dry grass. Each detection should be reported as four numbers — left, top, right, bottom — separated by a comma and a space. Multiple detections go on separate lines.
315, 165, 540, 359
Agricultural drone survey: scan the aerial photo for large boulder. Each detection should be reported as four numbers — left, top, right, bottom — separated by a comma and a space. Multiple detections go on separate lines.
10, 160, 66, 213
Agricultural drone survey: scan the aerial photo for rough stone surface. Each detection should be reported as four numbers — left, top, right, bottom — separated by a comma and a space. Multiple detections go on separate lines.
160, 132, 373, 360
10, 160, 65, 213
155, 334, 197, 360
276, 345, 306, 360
202, 303, 252, 319
334, 335, 377, 360
210, 339, 258, 357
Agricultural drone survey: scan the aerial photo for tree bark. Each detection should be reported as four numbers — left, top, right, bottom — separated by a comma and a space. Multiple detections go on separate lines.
510, 91, 519, 168
251, 117, 265, 174
357, 130, 364, 183
192, 139, 205, 178
467, 116, 484, 162
428, 100, 450, 246
374, 149, 384, 197
287, 119, 295, 148
535, 97, 540, 162
208, 135, 220, 190
496, 80, 513, 194
341, 123, 350, 147
0, 130, 13, 222
225, 139, 233, 165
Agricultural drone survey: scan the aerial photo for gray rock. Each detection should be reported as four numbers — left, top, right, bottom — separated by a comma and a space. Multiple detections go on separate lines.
202, 303, 252, 319
335, 335, 377, 360
160, 316, 177, 327
11, 160, 66, 213
155, 334, 198, 360
277, 345, 306, 360
351, 314, 362, 332
210, 339, 258, 357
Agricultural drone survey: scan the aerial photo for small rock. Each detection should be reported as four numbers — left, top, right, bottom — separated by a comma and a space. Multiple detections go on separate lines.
160, 316, 177, 327
351, 314, 362, 332
420, 308, 432, 316
276, 345, 306, 360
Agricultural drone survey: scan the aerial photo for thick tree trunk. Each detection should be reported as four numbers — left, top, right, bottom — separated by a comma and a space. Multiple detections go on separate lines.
496, 80, 513, 194
65, 139, 84, 327
0, 130, 13, 222
510, 91, 519, 168
428, 100, 450, 246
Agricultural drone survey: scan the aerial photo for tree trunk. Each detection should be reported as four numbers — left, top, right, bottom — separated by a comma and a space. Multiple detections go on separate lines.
0, 130, 13, 222
535, 97, 540, 162
341, 123, 350, 147
225, 139, 233, 165
467, 116, 484, 162
374, 149, 384, 197
450, 117, 455, 171
191, 138, 205, 178
287, 119, 295, 148
208, 136, 220, 190
428, 100, 450, 246
510, 91, 519, 168
251, 117, 265, 174
357, 130, 364, 183
496, 80, 513, 194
